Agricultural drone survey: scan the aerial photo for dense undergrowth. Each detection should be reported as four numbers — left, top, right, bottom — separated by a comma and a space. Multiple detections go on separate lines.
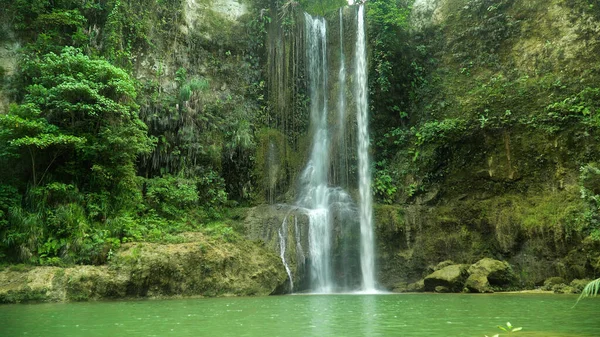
0, 0, 267, 266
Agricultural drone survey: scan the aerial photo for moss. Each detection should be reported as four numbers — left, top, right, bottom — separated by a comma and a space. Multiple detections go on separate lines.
8, 264, 33, 272
0, 287, 48, 304
253, 128, 299, 203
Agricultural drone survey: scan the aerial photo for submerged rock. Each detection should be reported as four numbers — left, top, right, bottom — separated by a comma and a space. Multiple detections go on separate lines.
424, 264, 469, 292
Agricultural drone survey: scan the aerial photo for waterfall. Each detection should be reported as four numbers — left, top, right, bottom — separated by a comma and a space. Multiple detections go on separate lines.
355, 4, 376, 292
278, 6, 376, 294
301, 13, 334, 293
337, 8, 349, 188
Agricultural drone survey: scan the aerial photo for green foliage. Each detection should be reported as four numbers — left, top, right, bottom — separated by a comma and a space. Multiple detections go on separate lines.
0, 47, 154, 263
298, 0, 347, 16
374, 164, 397, 204
0, 185, 20, 230
580, 164, 600, 240
204, 222, 239, 243
102, 0, 184, 68
486, 322, 522, 337
546, 87, 600, 128
576, 277, 600, 304
412, 118, 468, 146
145, 175, 199, 219
367, 0, 412, 125
197, 170, 228, 220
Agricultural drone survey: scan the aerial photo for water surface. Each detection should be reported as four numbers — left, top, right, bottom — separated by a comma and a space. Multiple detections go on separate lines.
1, 294, 599, 336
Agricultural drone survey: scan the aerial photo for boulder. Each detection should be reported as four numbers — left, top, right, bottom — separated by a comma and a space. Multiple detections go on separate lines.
407, 279, 425, 292
394, 279, 425, 293
434, 260, 456, 271
464, 273, 492, 293
468, 258, 515, 287
424, 264, 469, 292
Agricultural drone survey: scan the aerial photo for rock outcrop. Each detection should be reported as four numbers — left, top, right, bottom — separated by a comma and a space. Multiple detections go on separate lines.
0, 233, 287, 303
424, 264, 469, 292
418, 258, 516, 293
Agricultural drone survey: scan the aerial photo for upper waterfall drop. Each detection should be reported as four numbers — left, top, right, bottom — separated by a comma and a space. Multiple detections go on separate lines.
355, 3, 377, 293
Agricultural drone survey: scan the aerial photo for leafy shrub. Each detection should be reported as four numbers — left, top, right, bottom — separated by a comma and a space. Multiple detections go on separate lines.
144, 175, 199, 219
374, 167, 397, 204
580, 164, 600, 240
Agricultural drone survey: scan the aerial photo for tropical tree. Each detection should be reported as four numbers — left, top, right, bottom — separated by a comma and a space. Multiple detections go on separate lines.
0, 47, 154, 263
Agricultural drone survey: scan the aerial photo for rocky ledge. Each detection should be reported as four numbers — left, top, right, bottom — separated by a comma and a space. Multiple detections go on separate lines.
0, 232, 287, 303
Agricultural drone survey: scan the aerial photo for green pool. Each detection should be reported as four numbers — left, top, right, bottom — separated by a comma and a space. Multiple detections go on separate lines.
1, 293, 599, 336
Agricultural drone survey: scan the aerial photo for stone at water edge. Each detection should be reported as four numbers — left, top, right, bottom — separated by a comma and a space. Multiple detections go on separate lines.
464, 273, 493, 293
468, 258, 516, 287
407, 279, 425, 292
424, 264, 469, 292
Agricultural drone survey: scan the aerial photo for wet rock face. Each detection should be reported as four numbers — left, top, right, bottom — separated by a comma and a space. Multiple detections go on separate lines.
244, 205, 311, 292
244, 204, 364, 293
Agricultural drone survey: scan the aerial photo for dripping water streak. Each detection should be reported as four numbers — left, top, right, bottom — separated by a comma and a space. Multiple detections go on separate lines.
338, 8, 348, 187
278, 215, 294, 292
355, 4, 376, 292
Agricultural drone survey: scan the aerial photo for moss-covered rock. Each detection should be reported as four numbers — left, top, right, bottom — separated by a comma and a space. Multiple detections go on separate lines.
0, 232, 287, 303
407, 279, 425, 292
424, 264, 469, 292
468, 258, 516, 287
464, 273, 492, 293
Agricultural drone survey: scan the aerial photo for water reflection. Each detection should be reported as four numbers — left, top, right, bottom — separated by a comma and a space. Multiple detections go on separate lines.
305, 294, 379, 337
308, 295, 333, 337
360, 295, 376, 337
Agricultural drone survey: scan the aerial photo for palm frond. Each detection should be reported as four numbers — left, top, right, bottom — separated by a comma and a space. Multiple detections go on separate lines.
575, 278, 600, 306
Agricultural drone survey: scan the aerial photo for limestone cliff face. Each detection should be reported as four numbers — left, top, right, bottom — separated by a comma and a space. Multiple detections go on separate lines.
376, 0, 600, 290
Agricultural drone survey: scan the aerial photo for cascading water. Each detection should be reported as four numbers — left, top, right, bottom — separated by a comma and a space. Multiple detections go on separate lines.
300, 13, 334, 293
336, 8, 349, 188
278, 5, 376, 294
355, 4, 376, 292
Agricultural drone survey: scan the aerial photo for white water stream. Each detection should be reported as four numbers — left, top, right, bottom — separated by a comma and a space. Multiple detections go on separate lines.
279, 5, 376, 294
355, 4, 376, 292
